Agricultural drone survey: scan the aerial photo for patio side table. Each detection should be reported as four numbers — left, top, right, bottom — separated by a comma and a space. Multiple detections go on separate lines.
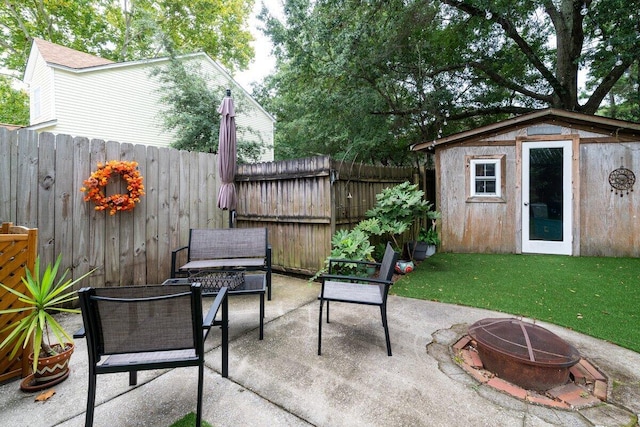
163, 272, 266, 340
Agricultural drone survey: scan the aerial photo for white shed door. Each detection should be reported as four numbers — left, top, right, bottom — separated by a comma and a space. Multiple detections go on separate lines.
522, 140, 573, 255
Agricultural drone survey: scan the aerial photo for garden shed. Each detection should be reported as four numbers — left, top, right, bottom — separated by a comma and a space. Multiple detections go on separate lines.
411, 109, 640, 257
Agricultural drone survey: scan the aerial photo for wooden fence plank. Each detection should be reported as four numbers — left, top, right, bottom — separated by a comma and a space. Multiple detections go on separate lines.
145, 146, 159, 284
72, 137, 91, 285
157, 147, 171, 281
88, 139, 106, 289
37, 133, 56, 267
133, 143, 147, 285
119, 143, 135, 285
54, 134, 74, 280
104, 141, 121, 286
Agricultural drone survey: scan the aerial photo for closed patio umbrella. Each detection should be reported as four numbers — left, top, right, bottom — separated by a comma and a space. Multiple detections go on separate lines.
217, 89, 237, 227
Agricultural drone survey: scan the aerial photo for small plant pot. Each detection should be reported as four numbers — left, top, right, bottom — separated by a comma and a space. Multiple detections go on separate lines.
408, 241, 429, 261
25, 343, 74, 389
425, 245, 436, 257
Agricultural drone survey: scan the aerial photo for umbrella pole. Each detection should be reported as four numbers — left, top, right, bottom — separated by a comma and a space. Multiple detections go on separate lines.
229, 209, 235, 228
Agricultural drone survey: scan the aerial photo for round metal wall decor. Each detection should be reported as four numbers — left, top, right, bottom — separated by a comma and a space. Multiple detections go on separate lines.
609, 166, 635, 197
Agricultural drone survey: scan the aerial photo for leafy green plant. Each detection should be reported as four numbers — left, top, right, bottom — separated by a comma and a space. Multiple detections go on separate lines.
312, 227, 375, 280
0, 254, 93, 371
419, 227, 441, 246
361, 181, 431, 252
419, 209, 442, 246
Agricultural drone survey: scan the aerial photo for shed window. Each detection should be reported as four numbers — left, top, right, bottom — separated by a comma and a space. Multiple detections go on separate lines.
472, 160, 499, 196
466, 155, 506, 202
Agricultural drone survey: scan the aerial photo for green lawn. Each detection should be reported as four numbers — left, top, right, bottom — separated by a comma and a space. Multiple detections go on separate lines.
392, 253, 640, 353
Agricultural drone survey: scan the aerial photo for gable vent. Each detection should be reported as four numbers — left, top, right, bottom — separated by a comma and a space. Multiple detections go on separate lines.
527, 125, 562, 135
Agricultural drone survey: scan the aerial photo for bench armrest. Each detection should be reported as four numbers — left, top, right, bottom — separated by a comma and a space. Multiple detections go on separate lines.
171, 245, 189, 278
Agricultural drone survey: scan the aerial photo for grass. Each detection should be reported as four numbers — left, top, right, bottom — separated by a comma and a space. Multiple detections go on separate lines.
170, 412, 212, 427
392, 253, 640, 353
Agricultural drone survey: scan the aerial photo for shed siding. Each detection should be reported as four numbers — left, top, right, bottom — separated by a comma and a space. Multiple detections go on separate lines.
580, 142, 640, 257
433, 115, 640, 258
439, 144, 518, 253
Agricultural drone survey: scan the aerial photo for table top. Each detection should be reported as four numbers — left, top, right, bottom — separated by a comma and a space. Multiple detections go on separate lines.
163, 273, 266, 296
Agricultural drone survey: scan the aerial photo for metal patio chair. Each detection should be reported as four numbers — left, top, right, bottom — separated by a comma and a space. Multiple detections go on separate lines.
77, 283, 228, 427
318, 242, 399, 356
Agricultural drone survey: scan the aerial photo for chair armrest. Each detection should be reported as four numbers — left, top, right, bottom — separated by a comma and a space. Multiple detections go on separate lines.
171, 245, 189, 278
320, 273, 393, 286
329, 258, 378, 266
73, 327, 86, 339
203, 287, 228, 330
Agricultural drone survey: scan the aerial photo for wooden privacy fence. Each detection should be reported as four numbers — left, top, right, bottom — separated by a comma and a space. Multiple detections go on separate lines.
0, 129, 225, 288
236, 156, 416, 274
1, 129, 417, 283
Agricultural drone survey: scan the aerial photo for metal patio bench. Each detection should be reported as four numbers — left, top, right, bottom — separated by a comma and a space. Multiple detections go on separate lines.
171, 227, 273, 300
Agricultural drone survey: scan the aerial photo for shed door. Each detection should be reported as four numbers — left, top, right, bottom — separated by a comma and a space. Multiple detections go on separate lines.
522, 141, 572, 255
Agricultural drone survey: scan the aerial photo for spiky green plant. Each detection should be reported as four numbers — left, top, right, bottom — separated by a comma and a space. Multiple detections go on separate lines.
0, 254, 93, 371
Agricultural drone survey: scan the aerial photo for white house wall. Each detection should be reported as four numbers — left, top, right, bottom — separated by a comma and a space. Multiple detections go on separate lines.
26, 49, 275, 162
50, 63, 172, 147
28, 53, 55, 124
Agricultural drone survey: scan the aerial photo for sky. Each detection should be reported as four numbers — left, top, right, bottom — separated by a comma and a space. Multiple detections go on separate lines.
233, 0, 283, 90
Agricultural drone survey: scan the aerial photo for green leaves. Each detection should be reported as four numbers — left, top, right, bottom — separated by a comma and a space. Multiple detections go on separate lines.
0, 254, 94, 371
0, 1, 253, 73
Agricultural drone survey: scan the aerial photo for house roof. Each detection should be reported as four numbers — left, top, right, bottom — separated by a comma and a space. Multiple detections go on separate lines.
33, 38, 114, 69
0, 123, 23, 131
411, 108, 640, 152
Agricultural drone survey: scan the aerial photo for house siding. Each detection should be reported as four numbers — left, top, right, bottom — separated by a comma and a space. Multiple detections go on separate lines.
29, 54, 55, 124
25, 43, 275, 162
51, 64, 172, 146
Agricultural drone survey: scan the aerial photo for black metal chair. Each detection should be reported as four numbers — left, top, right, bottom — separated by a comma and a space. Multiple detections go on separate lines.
77, 283, 228, 427
318, 242, 399, 356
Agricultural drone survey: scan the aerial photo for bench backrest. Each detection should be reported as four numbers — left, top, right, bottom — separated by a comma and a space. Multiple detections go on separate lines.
188, 228, 268, 261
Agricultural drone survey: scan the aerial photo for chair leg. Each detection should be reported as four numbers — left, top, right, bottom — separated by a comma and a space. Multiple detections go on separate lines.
381, 305, 392, 356
326, 300, 330, 323
318, 299, 324, 355
196, 362, 204, 427
221, 294, 229, 378
86, 372, 97, 427
129, 370, 138, 385
259, 292, 264, 340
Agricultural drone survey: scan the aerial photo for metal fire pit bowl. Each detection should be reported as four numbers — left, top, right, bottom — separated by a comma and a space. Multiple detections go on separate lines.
468, 318, 581, 391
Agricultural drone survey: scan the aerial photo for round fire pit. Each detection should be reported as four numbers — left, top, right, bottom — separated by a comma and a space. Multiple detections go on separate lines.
468, 318, 581, 391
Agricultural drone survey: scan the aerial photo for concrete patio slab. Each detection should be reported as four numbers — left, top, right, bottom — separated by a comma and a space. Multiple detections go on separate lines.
1, 274, 638, 427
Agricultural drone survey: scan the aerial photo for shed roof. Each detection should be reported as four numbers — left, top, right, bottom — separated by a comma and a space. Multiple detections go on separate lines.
411, 108, 640, 152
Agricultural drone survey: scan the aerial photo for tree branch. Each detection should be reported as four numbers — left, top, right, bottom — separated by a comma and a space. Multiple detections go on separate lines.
441, 0, 564, 98
469, 62, 554, 103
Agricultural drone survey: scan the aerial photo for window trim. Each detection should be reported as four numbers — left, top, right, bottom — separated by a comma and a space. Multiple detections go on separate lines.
466, 155, 506, 203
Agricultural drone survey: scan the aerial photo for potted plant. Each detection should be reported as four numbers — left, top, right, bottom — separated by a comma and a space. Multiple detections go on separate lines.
0, 254, 93, 391
409, 209, 442, 260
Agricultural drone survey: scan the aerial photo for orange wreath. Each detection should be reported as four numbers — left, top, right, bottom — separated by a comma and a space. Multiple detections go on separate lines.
81, 160, 145, 215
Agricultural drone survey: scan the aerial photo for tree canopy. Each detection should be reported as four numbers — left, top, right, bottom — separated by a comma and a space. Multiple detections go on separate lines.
0, 0, 254, 73
257, 0, 640, 165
